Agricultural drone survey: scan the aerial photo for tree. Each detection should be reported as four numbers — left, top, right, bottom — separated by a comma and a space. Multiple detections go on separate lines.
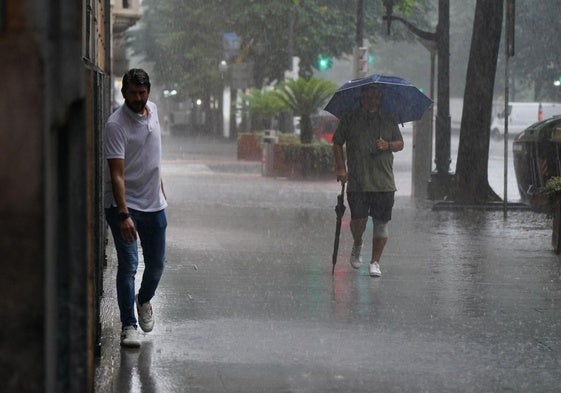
226, 1, 355, 81
241, 88, 286, 130
453, 0, 503, 203
133, 1, 432, 93
273, 77, 338, 143
510, 0, 561, 101
132, 0, 225, 98
132, 1, 355, 93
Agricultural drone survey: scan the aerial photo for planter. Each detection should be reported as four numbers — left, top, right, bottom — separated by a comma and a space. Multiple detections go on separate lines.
237, 133, 262, 161
263, 143, 334, 179
271, 143, 302, 178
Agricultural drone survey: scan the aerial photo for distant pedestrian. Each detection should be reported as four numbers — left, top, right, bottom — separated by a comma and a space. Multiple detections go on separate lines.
332, 85, 403, 277
104, 68, 168, 347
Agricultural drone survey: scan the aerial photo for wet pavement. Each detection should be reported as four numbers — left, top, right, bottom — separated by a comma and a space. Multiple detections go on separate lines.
95, 132, 561, 393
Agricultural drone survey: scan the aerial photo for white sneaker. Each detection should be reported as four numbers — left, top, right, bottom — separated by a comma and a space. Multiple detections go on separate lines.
349, 243, 363, 269
136, 295, 155, 333
121, 326, 141, 348
369, 262, 382, 277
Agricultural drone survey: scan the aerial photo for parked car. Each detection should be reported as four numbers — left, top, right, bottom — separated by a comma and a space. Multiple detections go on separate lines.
311, 114, 339, 143
512, 115, 561, 210
491, 102, 561, 139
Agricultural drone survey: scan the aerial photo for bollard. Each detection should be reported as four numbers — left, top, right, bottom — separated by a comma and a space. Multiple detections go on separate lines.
261, 130, 278, 176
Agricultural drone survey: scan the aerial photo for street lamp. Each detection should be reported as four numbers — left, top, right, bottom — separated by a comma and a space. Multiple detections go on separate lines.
219, 60, 228, 78
218, 60, 230, 137
382, 0, 453, 200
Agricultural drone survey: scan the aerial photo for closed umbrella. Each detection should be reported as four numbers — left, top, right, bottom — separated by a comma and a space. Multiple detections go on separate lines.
332, 182, 346, 275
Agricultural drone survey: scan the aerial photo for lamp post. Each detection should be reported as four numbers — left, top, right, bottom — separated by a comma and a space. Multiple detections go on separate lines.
219, 60, 228, 77
354, 0, 369, 78
218, 60, 230, 138
383, 0, 453, 199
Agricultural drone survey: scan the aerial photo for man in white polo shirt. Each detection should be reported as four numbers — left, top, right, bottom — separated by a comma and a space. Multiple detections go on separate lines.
104, 68, 168, 348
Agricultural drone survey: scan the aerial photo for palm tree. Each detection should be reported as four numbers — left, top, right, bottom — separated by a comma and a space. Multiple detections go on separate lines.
274, 77, 338, 143
241, 87, 286, 130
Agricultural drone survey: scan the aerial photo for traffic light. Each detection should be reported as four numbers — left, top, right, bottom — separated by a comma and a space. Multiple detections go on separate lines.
317, 55, 332, 71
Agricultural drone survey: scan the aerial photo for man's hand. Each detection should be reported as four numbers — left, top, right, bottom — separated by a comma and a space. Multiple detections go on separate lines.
336, 169, 348, 184
120, 218, 137, 243
333, 143, 347, 183
376, 138, 391, 151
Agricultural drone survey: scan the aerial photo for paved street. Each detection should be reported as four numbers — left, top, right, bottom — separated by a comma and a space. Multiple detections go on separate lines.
95, 132, 561, 393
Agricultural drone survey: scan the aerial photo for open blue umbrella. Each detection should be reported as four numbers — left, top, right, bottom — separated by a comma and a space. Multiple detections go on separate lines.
324, 74, 433, 123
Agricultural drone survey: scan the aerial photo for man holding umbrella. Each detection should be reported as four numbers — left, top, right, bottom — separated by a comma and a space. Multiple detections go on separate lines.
332, 84, 403, 277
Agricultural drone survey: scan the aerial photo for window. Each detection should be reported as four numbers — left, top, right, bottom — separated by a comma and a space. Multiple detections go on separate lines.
0, 0, 6, 32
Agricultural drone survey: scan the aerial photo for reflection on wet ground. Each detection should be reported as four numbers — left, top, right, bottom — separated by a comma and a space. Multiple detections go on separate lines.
116, 343, 158, 393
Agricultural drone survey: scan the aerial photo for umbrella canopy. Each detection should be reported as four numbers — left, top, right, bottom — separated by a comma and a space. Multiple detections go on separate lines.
324, 74, 433, 123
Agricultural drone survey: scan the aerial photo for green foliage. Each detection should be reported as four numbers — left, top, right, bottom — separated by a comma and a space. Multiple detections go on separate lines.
303, 144, 336, 174
509, 0, 561, 101
130, 0, 435, 136
274, 78, 337, 115
237, 131, 264, 140
277, 133, 300, 144
237, 131, 299, 144
545, 176, 561, 201
273, 77, 338, 143
236, 131, 334, 176
241, 88, 285, 117
132, 0, 355, 94
131, 1, 434, 93
279, 141, 335, 176
130, 0, 226, 102
541, 176, 561, 216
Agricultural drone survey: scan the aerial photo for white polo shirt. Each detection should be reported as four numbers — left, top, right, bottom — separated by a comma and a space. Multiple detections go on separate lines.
104, 100, 167, 212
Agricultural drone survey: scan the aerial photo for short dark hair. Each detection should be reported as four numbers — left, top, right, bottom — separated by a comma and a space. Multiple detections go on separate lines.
122, 68, 151, 91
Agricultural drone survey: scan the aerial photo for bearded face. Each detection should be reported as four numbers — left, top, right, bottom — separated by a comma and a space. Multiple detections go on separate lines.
122, 84, 150, 114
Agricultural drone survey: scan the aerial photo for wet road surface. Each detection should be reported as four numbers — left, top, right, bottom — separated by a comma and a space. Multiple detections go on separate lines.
95, 133, 561, 393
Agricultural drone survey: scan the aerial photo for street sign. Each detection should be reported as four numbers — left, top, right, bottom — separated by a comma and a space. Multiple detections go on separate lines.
353, 46, 368, 79
223, 32, 242, 61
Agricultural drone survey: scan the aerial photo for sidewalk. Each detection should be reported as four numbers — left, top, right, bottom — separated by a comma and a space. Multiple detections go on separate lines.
95, 135, 561, 393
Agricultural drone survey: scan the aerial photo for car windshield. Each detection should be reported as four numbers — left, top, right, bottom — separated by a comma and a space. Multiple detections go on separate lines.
527, 116, 561, 137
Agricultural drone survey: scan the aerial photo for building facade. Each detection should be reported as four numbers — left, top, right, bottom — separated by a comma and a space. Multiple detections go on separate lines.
0, 1, 140, 392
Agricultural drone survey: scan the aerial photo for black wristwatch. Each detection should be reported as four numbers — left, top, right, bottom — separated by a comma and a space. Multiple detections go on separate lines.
118, 212, 130, 221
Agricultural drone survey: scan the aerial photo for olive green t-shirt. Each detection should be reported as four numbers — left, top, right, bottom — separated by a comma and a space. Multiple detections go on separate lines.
332, 109, 402, 192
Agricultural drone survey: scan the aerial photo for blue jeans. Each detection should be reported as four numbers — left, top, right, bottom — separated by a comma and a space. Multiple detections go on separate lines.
105, 207, 167, 328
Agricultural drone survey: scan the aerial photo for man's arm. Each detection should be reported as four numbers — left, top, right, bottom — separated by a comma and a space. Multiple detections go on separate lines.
107, 158, 137, 242
376, 138, 404, 152
389, 139, 404, 152
332, 143, 347, 183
